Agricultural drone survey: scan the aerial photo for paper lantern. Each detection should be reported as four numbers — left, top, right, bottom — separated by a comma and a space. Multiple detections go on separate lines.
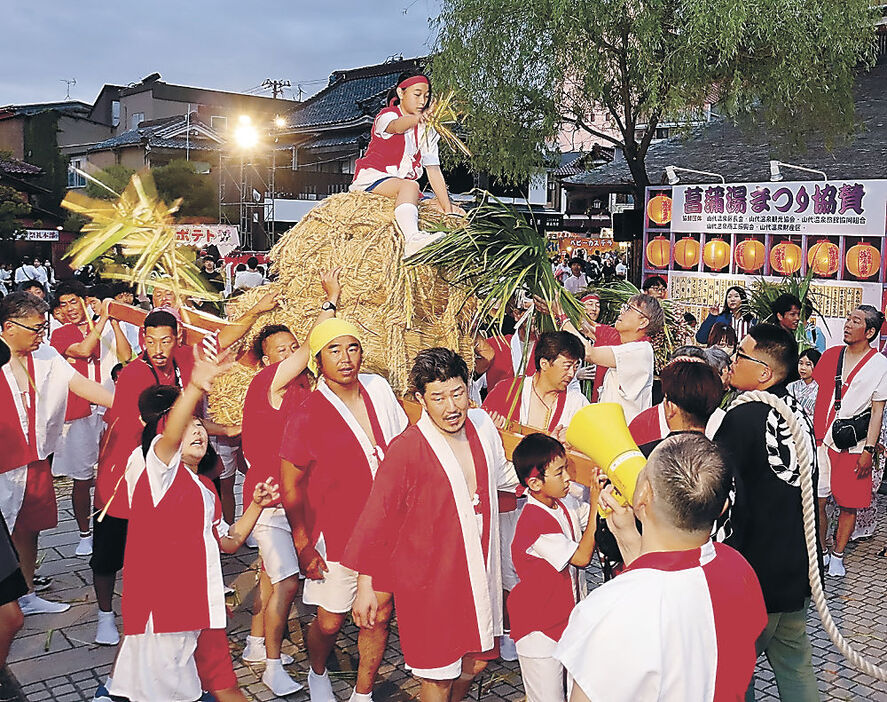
770, 241, 802, 275
807, 240, 840, 277
734, 239, 766, 273
703, 238, 730, 271
846, 242, 881, 279
645, 236, 670, 268
673, 237, 700, 268
647, 195, 672, 225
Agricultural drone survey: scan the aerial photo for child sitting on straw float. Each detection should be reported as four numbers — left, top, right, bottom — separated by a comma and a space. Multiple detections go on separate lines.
349, 69, 465, 258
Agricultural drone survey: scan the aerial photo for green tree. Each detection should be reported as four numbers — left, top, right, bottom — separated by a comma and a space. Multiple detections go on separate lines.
85, 164, 136, 199
0, 184, 32, 239
153, 160, 218, 219
432, 0, 876, 193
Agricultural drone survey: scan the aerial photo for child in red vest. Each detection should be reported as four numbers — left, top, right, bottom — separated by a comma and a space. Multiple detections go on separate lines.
106, 347, 281, 702
508, 433, 596, 702
349, 69, 465, 257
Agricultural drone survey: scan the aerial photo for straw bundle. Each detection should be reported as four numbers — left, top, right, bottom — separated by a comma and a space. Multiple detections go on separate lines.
207, 191, 477, 424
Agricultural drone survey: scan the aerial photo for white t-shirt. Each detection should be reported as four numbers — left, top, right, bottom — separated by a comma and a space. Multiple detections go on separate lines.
599, 340, 654, 422
516, 494, 590, 658
563, 273, 588, 295
823, 351, 887, 453
234, 269, 264, 290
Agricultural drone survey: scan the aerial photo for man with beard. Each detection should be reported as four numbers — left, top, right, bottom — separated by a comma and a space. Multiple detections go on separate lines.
50, 280, 131, 557
280, 318, 408, 701
481, 331, 588, 660
345, 348, 519, 702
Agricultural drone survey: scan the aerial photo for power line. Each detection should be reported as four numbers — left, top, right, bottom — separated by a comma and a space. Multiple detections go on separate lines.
261, 79, 291, 99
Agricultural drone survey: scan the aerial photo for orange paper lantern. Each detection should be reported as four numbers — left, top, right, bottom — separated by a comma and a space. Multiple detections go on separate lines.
734, 239, 766, 273
646, 195, 672, 225
770, 241, 802, 275
807, 240, 840, 277
673, 237, 700, 268
846, 242, 881, 279
703, 239, 731, 271
645, 236, 671, 268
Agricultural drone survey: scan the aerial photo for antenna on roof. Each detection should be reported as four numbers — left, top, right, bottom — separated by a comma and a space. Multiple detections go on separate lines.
60, 78, 77, 100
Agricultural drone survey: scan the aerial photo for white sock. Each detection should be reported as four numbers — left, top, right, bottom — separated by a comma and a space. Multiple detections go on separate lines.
98, 609, 114, 619
351, 690, 373, 702
246, 634, 264, 645
266, 657, 282, 669
394, 203, 420, 238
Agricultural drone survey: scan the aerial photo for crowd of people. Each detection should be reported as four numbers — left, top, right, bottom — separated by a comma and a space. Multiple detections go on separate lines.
1, 250, 882, 702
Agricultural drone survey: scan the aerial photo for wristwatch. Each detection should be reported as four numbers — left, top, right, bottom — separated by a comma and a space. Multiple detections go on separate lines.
321, 301, 336, 312
863, 445, 876, 456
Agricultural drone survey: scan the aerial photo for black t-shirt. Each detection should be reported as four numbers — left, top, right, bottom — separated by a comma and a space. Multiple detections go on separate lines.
714, 383, 821, 613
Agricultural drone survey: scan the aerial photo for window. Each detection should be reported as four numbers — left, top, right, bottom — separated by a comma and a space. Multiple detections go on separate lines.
68, 159, 86, 188
210, 115, 227, 131
130, 112, 145, 129
111, 100, 120, 127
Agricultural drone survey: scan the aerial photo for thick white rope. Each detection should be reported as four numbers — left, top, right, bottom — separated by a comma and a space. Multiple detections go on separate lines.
730, 390, 887, 681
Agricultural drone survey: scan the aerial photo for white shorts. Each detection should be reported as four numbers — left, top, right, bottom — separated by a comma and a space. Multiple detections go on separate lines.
110, 617, 200, 702
302, 537, 358, 614
500, 499, 526, 592
409, 657, 463, 682
52, 410, 103, 480
252, 508, 300, 585
517, 655, 566, 702
211, 436, 242, 480
817, 444, 832, 499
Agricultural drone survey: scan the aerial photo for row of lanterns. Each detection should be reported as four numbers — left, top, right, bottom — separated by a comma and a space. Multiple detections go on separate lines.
645, 236, 881, 278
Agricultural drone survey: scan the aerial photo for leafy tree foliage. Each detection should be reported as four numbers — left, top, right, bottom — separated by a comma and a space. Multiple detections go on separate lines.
432, 0, 876, 192
0, 184, 32, 240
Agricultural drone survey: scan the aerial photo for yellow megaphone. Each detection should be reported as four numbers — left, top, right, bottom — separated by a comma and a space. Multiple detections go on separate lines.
565, 403, 647, 517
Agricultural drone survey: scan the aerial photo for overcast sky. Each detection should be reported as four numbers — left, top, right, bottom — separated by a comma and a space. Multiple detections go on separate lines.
2, 0, 439, 106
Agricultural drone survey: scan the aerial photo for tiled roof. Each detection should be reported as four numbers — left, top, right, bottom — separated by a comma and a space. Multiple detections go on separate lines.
88, 116, 223, 153
566, 60, 887, 188
0, 156, 42, 177
285, 58, 424, 130
302, 132, 363, 150
0, 101, 92, 117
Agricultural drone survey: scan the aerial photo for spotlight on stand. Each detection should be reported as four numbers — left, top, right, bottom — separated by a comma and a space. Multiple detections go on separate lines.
769, 160, 828, 182
234, 115, 259, 150
274, 115, 287, 129
664, 165, 725, 185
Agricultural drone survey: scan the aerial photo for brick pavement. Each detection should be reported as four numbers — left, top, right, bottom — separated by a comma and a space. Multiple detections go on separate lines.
7, 477, 887, 701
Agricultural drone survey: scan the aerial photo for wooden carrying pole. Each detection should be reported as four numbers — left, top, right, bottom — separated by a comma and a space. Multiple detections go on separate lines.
107, 301, 600, 489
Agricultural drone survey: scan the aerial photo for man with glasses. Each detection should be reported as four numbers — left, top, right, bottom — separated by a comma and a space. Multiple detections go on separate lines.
0, 292, 113, 615
714, 324, 819, 701
579, 294, 663, 422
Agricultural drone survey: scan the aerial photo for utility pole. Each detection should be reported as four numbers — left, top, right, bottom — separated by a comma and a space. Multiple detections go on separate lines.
261, 79, 291, 99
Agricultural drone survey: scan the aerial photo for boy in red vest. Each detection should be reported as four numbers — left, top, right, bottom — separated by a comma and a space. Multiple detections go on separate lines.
508, 434, 595, 702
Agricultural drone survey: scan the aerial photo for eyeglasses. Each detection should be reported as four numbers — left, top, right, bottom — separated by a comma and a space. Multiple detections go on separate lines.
8, 319, 48, 335
733, 349, 769, 369
620, 302, 650, 319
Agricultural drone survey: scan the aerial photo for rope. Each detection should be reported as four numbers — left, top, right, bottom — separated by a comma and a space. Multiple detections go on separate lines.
729, 390, 887, 681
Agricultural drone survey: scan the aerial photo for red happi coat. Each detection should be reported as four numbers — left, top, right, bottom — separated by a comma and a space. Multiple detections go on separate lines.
353, 106, 423, 182
484, 335, 537, 392
342, 410, 520, 670
629, 402, 669, 447
96, 349, 194, 518
278, 374, 408, 562
241, 363, 311, 508
508, 497, 582, 643
122, 437, 226, 635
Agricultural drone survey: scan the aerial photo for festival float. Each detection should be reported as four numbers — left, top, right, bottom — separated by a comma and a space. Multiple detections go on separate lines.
642, 179, 887, 343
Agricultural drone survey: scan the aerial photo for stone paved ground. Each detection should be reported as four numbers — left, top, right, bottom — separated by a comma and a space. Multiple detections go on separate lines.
7, 477, 887, 701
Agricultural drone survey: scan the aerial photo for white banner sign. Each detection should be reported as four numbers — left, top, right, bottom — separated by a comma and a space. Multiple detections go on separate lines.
175, 225, 240, 256
21, 229, 59, 241
671, 179, 887, 237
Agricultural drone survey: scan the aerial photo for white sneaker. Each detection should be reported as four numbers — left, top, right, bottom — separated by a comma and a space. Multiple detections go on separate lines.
499, 633, 518, 662
75, 534, 93, 556
95, 610, 120, 645
18, 593, 70, 615
403, 231, 443, 258
262, 660, 303, 696
308, 669, 337, 702
242, 635, 293, 665
828, 555, 846, 577
823, 552, 831, 568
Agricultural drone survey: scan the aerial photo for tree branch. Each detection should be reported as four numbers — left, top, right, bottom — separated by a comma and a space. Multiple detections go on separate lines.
561, 114, 625, 148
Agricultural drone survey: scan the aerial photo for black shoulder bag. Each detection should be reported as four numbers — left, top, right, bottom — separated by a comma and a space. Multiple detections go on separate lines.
831, 347, 874, 451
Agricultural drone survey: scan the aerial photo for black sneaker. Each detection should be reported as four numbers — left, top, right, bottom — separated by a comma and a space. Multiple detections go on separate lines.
33, 575, 52, 592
